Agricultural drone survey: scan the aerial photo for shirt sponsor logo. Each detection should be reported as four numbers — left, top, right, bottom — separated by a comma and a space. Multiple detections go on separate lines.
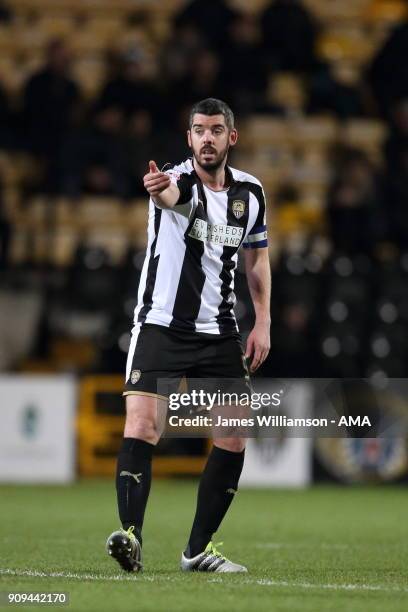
188, 219, 244, 247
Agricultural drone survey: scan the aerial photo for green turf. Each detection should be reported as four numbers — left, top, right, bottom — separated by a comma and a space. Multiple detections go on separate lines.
0, 480, 407, 611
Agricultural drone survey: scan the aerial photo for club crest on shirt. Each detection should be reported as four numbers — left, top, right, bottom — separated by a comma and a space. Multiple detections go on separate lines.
131, 369, 141, 384
232, 200, 245, 219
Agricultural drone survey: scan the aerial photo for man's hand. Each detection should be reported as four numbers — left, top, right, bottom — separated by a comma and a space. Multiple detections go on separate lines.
143, 160, 171, 197
245, 321, 270, 373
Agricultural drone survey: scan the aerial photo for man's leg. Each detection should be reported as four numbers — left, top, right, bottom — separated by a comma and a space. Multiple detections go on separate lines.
181, 334, 250, 571
185, 436, 246, 558
107, 394, 164, 572
116, 395, 163, 543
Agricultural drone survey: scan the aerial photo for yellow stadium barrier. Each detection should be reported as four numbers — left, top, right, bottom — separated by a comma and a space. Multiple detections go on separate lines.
78, 375, 209, 477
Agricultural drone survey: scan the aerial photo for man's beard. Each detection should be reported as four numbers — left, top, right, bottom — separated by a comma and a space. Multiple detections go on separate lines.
193, 144, 229, 171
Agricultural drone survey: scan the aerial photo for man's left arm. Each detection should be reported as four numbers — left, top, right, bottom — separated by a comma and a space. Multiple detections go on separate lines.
243, 247, 271, 373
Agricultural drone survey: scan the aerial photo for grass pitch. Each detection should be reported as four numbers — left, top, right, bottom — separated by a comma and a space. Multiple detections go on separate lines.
0, 480, 407, 611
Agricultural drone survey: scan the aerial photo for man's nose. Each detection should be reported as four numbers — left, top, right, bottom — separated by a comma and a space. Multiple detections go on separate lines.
203, 130, 214, 143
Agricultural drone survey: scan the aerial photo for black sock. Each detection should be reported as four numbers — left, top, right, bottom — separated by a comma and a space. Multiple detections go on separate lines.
115, 437, 154, 545
186, 446, 245, 557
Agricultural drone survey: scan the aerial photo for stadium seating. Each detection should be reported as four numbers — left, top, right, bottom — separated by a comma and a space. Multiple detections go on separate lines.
0, 0, 407, 377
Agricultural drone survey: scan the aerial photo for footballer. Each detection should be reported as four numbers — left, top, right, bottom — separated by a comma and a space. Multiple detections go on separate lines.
106, 98, 271, 573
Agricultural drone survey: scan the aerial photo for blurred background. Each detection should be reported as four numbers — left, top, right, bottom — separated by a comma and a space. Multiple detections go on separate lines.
1, 0, 408, 486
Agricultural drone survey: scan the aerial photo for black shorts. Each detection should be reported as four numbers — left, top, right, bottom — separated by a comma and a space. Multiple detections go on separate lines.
124, 323, 250, 399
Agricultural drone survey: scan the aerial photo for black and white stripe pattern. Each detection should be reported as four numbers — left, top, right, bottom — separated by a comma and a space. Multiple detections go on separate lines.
137, 207, 162, 325
132, 158, 268, 335
216, 179, 251, 334
191, 552, 227, 572
170, 177, 208, 330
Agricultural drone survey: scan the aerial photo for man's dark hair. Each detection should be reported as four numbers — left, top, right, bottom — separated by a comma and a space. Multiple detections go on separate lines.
189, 98, 235, 130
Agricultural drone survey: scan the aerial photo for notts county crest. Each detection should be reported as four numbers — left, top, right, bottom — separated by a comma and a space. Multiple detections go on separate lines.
232, 200, 245, 219
131, 369, 141, 384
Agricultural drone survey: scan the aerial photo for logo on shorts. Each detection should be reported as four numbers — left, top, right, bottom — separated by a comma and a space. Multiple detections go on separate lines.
131, 369, 141, 384
232, 200, 245, 219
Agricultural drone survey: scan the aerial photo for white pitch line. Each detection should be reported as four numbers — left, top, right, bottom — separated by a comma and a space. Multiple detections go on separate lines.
252, 579, 408, 593
1, 568, 407, 594
0, 569, 153, 583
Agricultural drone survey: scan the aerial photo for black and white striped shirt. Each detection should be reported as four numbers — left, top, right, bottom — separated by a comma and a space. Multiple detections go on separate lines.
133, 158, 268, 335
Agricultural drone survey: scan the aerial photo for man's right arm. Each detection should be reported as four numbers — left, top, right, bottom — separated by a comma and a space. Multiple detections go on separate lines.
143, 160, 180, 209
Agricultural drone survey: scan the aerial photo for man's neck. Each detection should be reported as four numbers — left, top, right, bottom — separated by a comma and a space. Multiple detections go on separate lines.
193, 158, 229, 191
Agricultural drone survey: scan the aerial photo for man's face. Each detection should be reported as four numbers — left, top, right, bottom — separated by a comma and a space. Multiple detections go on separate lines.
188, 113, 237, 171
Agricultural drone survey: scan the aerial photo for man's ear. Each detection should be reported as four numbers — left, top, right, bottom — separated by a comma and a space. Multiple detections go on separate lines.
187, 130, 192, 148
229, 128, 238, 147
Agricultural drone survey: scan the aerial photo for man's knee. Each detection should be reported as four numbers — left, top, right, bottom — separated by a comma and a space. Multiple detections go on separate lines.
124, 395, 162, 444
125, 413, 158, 443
